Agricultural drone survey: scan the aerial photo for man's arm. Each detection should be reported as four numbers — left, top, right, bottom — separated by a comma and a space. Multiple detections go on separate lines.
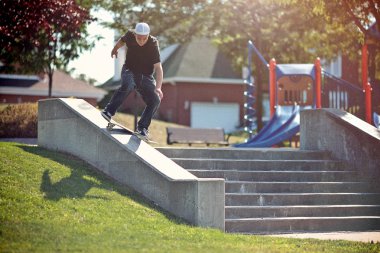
111, 38, 125, 58
154, 62, 163, 99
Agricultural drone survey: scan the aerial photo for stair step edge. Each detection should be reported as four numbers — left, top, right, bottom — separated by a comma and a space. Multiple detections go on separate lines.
226, 216, 380, 221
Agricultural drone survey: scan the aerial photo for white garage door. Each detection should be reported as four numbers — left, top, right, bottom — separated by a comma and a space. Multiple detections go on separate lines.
190, 102, 239, 133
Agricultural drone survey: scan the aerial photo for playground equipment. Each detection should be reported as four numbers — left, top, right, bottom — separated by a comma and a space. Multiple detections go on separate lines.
374, 112, 380, 129
237, 104, 302, 148
243, 41, 256, 139
237, 40, 374, 148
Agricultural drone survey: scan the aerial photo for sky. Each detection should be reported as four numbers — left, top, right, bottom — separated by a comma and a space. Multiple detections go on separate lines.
67, 10, 115, 85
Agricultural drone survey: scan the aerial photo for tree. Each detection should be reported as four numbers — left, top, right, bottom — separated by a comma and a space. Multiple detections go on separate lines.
97, 0, 377, 127
308, 0, 379, 42
279, 0, 380, 81
0, 0, 95, 97
98, 0, 211, 46
77, 73, 97, 85
326, 0, 380, 82
204, 0, 361, 129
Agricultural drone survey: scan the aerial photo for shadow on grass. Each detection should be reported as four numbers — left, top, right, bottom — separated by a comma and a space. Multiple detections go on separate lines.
17, 144, 188, 226
40, 169, 108, 201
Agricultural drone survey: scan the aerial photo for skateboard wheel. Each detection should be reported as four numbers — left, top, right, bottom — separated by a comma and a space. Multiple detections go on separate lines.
106, 123, 115, 131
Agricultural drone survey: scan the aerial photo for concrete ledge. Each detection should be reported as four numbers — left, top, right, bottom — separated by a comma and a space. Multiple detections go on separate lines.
38, 98, 225, 230
300, 109, 380, 178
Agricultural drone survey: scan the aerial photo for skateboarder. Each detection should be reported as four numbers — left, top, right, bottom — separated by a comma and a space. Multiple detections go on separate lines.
101, 22, 163, 139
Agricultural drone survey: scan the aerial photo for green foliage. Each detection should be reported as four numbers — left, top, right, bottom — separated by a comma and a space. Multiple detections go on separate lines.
276, 0, 379, 82
77, 73, 98, 85
1, 142, 380, 252
0, 0, 96, 96
98, 0, 212, 47
209, 0, 362, 69
0, 0, 95, 73
96, 0, 379, 83
0, 103, 38, 138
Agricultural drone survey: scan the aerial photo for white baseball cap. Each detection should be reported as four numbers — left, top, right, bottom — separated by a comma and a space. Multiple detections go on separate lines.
134, 22, 150, 35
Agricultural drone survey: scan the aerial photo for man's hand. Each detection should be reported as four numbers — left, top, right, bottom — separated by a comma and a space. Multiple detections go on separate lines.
155, 88, 163, 100
111, 49, 118, 58
111, 38, 125, 58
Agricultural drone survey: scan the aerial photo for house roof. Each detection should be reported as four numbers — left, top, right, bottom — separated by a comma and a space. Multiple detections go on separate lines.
163, 38, 241, 80
0, 70, 107, 101
99, 38, 243, 90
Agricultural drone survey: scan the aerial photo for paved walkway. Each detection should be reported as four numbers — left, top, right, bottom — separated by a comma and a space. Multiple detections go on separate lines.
268, 231, 380, 243
1, 138, 38, 145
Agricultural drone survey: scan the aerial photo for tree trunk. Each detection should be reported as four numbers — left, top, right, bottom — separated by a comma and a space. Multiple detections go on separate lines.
48, 70, 53, 98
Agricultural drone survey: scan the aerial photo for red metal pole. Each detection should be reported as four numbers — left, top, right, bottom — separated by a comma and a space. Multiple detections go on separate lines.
365, 82, 372, 124
362, 44, 372, 124
269, 58, 276, 117
315, 58, 322, 108
362, 44, 368, 91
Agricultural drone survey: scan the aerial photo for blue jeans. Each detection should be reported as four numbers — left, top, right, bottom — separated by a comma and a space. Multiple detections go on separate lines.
104, 65, 161, 130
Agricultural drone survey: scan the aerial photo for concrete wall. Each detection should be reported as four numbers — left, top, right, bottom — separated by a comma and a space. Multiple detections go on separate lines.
300, 109, 380, 179
0, 94, 98, 106
38, 98, 225, 230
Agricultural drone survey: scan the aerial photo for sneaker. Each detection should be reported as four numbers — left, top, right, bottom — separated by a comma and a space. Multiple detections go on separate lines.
136, 127, 149, 139
101, 110, 112, 121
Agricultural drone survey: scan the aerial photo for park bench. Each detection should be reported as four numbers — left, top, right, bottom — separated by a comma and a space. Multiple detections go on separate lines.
166, 127, 231, 146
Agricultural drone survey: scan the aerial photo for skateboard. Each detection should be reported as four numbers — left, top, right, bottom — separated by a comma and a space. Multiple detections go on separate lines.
101, 113, 157, 144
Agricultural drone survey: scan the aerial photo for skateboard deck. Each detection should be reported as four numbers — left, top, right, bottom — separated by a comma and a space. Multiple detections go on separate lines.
101, 113, 157, 144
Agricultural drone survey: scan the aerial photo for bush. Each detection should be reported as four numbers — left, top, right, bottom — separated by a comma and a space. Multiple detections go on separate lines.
0, 103, 38, 138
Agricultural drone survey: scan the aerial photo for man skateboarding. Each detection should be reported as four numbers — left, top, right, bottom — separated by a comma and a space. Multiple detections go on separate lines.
101, 22, 163, 140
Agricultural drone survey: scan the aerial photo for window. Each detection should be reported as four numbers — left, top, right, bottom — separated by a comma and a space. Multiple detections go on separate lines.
322, 53, 342, 78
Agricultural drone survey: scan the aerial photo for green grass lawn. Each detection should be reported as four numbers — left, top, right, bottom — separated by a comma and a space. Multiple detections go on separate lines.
1, 142, 379, 253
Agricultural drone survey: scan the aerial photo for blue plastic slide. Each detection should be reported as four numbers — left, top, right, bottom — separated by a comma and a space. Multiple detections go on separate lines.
235, 105, 301, 148
374, 112, 380, 129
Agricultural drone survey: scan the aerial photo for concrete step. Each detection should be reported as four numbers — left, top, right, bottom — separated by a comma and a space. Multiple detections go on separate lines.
225, 205, 380, 218
226, 181, 379, 193
174, 158, 346, 171
157, 147, 333, 160
225, 193, 380, 206
159, 147, 379, 234
225, 216, 380, 234
188, 170, 357, 182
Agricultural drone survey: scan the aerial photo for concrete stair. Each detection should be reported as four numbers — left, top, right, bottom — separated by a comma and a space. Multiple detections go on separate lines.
157, 147, 380, 234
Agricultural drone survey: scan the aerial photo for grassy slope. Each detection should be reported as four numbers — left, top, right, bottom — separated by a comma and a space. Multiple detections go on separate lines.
1, 142, 379, 253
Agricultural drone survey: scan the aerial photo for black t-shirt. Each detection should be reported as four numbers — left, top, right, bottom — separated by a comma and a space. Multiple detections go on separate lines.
121, 30, 161, 75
